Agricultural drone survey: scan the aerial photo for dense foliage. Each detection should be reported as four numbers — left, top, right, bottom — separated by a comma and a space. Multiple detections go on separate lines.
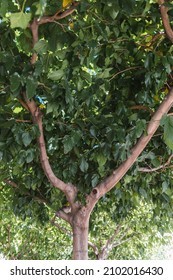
1, 0, 173, 259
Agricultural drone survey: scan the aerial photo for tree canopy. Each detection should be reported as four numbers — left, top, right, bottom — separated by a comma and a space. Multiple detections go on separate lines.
1, 0, 173, 259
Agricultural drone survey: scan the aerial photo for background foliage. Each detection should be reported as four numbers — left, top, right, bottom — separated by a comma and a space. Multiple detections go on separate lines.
1, 0, 173, 259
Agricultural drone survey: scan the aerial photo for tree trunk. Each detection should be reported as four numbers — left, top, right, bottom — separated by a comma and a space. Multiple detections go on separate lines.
72, 213, 89, 260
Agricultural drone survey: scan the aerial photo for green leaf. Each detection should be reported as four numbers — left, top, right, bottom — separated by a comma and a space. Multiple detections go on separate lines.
109, 9, 119, 19
98, 68, 113, 79
139, 187, 147, 198
26, 149, 34, 163
135, 119, 146, 138
80, 157, 89, 172
162, 57, 171, 74
22, 132, 32, 147
10, 72, 21, 92
48, 70, 64, 81
63, 131, 81, 154
10, 12, 31, 29
0, 1, 8, 17
91, 174, 99, 187
34, 40, 48, 54
63, 136, 74, 154
26, 76, 37, 98
162, 116, 173, 150
97, 153, 107, 167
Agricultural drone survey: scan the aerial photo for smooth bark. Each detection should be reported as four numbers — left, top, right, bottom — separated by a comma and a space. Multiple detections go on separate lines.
71, 213, 90, 260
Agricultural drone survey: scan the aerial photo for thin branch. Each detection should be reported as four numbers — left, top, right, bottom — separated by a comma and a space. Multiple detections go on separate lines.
88, 241, 99, 257
112, 236, 132, 248
139, 154, 173, 173
130, 105, 154, 116
30, 18, 39, 65
159, 0, 173, 43
29, 2, 79, 64
98, 226, 120, 258
17, 98, 29, 111
51, 217, 72, 236
37, 2, 79, 25
104, 224, 121, 249
3, 179, 49, 204
56, 209, 71, 224
15, 119, 32, 123
109, 66, 142, 81
4, 179, 18, 188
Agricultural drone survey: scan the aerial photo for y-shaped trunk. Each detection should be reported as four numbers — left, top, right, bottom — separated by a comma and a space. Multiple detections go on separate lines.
72, 213, 89, 260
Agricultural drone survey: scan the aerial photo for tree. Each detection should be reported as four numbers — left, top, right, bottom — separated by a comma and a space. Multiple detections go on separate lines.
1, 0, 173, 260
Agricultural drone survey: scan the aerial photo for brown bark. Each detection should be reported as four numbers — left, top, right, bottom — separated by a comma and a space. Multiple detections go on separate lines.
159, 0, 173, 43
71, 214, 89, 260
21, 96, 78, 204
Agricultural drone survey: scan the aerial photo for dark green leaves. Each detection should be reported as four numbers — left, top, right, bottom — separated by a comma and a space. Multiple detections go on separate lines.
80, 157, 89, 172
63, 131, 81, 154
161, 115, 173, 150
22, 132, 33, 147
34, 40, 48, 54
10, 72, 21, 93
26, 76, 37, 98
48, 69, 64, 81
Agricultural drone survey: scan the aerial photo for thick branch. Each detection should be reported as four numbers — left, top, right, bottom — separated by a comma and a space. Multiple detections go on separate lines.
21, 96, 77, 204
86, 88, 173, 212
159, 0, 173, 43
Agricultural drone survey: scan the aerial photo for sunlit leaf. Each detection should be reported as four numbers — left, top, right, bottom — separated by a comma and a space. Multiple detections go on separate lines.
10, 12, 31, 29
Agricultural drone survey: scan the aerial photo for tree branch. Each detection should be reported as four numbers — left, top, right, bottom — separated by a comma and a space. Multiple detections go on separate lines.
51, 216, 72, 236
109, 66, 142, 81
139, 154, 173, 172
3, 179, 49, 204
130, 105, 154, 116
159, 0, 173, 43
56, 209, 71, 224
97, 224, 128, 259
37, 2, 79, 25
86, 88, 173, 212
112, 236, 132, 248
29, 2, 79, 64
21, 95, 77, 204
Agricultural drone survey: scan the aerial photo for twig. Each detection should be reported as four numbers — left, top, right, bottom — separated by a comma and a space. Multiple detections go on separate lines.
130, 105, 154, 116
4, 179, 49, 204
15, 119, 32, 123
109, 66, 142, 81
51, 217, 72, 236
139, 154, 173, 173
112, 236, 132, 248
